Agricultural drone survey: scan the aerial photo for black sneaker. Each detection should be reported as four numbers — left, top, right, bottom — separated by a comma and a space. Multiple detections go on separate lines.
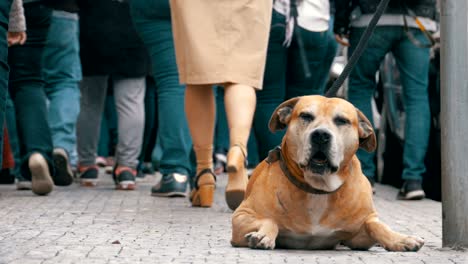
52, 148, 74, 186
397, 180, 425, 200
151, 173, 188, 197
79, 165, 99, 187
113, 166, 136, 190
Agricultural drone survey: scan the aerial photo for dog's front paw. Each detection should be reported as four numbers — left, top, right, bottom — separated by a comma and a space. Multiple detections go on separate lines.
384, 235, 424, 252
245, 232, 276, 250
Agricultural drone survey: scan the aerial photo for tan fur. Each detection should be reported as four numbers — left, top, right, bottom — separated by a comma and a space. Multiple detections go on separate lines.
231, 96, 424, 251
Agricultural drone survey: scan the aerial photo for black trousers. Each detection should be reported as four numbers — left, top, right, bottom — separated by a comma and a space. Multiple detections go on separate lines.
8, 3, 54, 179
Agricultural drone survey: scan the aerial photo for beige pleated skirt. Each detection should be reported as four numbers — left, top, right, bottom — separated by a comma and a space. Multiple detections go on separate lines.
170, 0, 272, 90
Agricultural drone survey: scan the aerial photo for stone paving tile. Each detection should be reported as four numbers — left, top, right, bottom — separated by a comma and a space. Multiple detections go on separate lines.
0, 172, 467, 264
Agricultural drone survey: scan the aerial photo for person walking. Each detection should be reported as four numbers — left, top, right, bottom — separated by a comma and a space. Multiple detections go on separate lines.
76, 0, 149, 190
170, 0, 272, 210
8, 1, 55, 195
334, 0, 437, 199
129, 0, 194, 197
43, 9, 81, 186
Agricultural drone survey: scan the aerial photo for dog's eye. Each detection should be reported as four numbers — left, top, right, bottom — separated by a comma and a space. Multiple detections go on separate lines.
299, 113, 315, 122
334, 116, 350, 126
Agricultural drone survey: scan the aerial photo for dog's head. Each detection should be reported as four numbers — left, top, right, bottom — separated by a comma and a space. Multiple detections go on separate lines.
269, 95, 376, 192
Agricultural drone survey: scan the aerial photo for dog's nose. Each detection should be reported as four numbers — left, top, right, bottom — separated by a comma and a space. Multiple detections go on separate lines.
311, 129, 331, 145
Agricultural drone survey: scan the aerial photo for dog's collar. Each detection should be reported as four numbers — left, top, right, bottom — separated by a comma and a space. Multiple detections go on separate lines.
267, 146, 339, 195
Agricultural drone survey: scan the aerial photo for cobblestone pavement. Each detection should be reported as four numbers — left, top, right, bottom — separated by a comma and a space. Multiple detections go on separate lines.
0, 171, 466, 264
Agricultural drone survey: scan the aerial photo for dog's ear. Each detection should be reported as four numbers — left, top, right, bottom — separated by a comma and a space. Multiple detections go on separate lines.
356, 108, 377, 152
269, 97, 300, 133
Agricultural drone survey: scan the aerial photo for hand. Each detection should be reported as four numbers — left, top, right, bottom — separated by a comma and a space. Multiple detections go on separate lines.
334, 34, 350, 47
7, 31, 27, 47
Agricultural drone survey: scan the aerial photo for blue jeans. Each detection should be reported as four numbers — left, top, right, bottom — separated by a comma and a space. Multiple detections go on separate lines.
253, 10, 338, 160
348, 26, 431, 181
8, 3, 54, 179
130, 0, 193, 176
0, 0, 12, 164
43, 11, 82, 166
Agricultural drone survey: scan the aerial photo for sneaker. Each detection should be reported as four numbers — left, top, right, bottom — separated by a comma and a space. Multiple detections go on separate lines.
16, 174, 32, 190
52, 148, 74, 186
79, 165, 99, 187
151, 173, 188, 197
95, 156, 107, 167
29, 153, 54, 195
113, 166, 136, 190
397, 180, 426, 200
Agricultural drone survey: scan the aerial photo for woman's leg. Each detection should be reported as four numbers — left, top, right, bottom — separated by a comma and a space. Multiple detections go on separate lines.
224, 83, 256, 210
185, 84, 216, 206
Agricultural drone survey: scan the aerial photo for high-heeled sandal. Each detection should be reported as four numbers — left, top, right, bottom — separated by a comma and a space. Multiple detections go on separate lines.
225, 144, 248, 211
190, 168, 217, 207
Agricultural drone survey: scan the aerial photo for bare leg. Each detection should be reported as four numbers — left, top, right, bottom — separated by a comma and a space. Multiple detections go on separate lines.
185, 84, 216, 207
224, 83, 257, 210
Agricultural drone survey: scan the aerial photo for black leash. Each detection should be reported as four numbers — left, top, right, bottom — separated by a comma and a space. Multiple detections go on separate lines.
325, 0, 391, 97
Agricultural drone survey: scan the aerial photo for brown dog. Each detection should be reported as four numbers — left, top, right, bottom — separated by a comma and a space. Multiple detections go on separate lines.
231, 95, 424, 251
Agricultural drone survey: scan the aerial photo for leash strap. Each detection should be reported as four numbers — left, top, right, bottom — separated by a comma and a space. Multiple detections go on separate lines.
325, 0, 391, 98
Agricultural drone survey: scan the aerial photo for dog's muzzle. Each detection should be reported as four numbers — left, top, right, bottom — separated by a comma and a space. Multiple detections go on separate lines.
305, 130, 338, 174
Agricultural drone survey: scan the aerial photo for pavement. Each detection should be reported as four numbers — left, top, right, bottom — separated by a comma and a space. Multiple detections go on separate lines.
0, 171, 466, 264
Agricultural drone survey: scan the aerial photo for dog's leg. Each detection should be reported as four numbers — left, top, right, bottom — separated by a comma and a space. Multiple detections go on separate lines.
343, 226, 376, 250
231, 208, 279, 250
364, 216, 424, 251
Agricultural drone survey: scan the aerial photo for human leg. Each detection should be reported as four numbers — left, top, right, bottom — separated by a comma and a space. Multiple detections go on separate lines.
347, 27, 394, 182
130, 3, 194, 196
76, 76, 108, 186
111, 76, 145, 190
43, 11, 81, 185
8, 3, 54, 195
185, 84, 216, 207
393, 28, 431, 199
253, 10, 288, 161
224, 83, 256, 210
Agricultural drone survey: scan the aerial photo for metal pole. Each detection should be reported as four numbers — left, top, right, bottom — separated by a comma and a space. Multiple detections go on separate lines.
440, 0, 468, 248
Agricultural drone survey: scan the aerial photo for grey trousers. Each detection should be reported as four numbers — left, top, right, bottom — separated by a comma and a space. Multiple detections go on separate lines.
77, 76, 145, 169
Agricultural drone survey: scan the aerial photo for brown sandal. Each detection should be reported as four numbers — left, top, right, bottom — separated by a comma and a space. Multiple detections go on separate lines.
225, 144, 248, 211
190, 168, 216, 207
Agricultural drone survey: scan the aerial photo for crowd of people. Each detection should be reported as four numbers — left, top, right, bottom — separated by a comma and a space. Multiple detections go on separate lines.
0, 0, 438, 208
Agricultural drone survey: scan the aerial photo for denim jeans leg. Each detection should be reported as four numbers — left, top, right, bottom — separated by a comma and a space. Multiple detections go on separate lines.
253, 10, 287, 160
44, 12, 82, 166
286, 28, 331, 98
347, 27, 394, 180
139, 76, 158, 163
392, 28, 431, 181
130, 2, 193, 176
0, 0, 12, 164
8, 3, 54, 180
